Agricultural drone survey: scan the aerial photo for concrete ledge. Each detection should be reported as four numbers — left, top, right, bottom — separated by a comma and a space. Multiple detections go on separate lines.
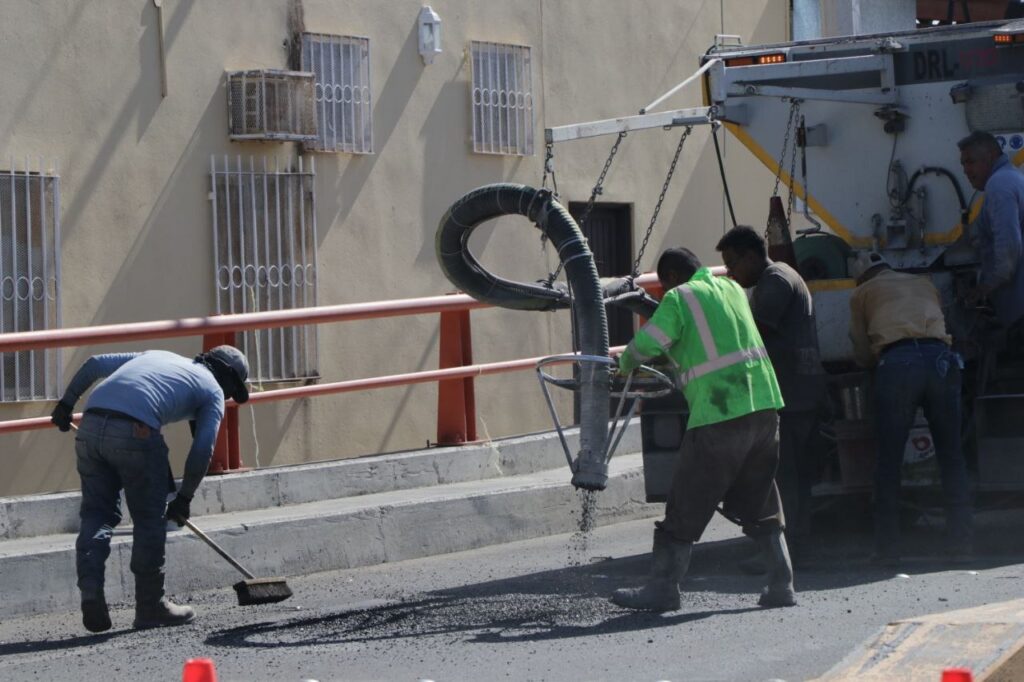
0, 423, 640, 541
0, 452, 654, 619
816, 598, 1024, 681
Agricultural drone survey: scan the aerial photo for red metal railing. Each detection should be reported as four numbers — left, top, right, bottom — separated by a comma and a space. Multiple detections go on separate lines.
0, 271, 678, 473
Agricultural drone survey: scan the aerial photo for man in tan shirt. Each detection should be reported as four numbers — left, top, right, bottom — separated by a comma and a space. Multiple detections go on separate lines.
848, 252, 971, 564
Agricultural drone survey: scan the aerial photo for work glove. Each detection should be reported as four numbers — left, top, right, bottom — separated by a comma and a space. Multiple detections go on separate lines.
50, 400, 75, 432
165, 493, 193, 526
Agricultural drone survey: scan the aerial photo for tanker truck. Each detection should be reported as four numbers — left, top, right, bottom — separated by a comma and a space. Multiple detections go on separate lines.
544, 17, 1024, 500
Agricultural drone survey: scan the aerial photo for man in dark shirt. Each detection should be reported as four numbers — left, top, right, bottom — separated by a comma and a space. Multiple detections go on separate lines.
717, 226, 826, 552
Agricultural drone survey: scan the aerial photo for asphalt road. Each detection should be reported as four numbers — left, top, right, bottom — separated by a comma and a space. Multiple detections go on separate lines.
2, 507, 1023, 682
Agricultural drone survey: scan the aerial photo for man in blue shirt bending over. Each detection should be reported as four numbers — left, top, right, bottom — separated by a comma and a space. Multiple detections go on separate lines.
50, 345, 249, 633
959, 131, 1024, 343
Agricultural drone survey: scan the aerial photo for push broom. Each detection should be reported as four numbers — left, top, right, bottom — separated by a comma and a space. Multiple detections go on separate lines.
176, 517, 293, 606
69, 422, 292, 606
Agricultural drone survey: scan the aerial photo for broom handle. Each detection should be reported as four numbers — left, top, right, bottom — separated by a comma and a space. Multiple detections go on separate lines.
180, 518, 256, 580
67, 423, 257, 580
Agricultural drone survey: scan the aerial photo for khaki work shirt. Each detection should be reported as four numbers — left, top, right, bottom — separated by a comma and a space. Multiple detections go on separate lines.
849, 269, 951, 367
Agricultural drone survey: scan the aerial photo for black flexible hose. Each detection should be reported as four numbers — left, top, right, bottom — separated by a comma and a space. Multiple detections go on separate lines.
905, 166, 970, 226
436, 183, 612, 490
712, 124, 738, 229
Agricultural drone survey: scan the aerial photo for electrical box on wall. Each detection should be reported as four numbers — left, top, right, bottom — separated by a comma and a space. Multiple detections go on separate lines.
227, 69, 318, 142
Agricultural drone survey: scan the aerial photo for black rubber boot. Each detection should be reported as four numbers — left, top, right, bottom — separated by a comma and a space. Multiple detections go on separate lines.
80, 587, 112, 633
757, 529, 797, 608
737, 537, 767, 575
611, 529, 692, 612
133, 574, 195, 629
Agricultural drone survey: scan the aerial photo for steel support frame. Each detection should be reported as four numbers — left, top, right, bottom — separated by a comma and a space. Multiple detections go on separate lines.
545, 105, 742, 144
719, 53, 897, 105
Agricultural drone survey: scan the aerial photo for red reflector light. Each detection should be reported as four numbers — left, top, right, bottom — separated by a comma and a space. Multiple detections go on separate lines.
994, 33, 1024, 45
724, 53, 785, 67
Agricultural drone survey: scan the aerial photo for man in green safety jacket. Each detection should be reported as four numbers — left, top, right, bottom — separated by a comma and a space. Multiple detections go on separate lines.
610, 247, 796, 612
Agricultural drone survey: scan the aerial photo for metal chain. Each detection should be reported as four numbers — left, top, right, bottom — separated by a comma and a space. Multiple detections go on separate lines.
768, 99, 800, 235
545, 131, 628, 286
632, 126, 693, 276
786, 113, 800, 229
540, 141, 559, 200
770, 99, 798, 197
538, 142, 559, 258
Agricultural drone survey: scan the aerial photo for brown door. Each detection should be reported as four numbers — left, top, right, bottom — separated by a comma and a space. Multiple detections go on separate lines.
569, 202, 634, 347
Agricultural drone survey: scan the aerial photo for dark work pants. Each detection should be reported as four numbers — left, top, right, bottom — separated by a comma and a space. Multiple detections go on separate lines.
661, 409, 783, 542
75, 413, 170, 601
872, 342, 972, 552
777, 411, 818, 543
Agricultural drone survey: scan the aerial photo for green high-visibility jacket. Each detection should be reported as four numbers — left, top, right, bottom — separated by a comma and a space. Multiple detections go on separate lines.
619, 267, 784, 428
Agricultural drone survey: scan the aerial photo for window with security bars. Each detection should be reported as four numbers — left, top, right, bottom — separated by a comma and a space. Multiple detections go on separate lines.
470, 41, 534, 156
301, 33, 373, 154
0, 165, 61, 401
210, 155, 319, 383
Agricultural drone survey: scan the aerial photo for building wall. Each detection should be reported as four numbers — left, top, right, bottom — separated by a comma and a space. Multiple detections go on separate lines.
0, 0, 785, 496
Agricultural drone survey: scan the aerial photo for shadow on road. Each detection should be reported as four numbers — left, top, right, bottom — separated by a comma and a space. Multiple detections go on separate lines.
203, 550, 782, 651
0, 629, 131, 656
203, 520, 1024, 652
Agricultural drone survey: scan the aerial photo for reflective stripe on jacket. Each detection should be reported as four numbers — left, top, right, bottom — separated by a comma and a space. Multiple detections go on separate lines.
620, 267, 784, 428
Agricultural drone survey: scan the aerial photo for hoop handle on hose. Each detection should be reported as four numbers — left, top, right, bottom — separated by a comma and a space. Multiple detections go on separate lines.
535, 354, 675, 475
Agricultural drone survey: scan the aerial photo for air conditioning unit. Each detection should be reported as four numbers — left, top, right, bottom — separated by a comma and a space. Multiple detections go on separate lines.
227, 69, 317, 142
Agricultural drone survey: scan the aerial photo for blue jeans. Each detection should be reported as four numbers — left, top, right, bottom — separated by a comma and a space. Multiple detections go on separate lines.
872, 340, 972, 552
75, 412, 170, 600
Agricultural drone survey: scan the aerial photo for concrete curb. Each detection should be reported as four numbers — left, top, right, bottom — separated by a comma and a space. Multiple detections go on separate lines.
0, 423, 639, 541
0, 452, 655, 619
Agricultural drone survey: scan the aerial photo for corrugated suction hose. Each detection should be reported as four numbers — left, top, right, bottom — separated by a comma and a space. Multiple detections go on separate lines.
436, 184, 611, 490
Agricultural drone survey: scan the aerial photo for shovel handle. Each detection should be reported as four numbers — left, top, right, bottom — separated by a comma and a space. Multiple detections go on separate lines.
68, 423, 256, 580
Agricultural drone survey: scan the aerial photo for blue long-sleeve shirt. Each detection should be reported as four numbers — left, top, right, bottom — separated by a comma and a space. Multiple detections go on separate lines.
976, 154, 1024, 327
62, 351, 225, 498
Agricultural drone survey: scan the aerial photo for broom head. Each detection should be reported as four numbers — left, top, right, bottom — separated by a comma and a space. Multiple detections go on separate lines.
232, 577, 293, 606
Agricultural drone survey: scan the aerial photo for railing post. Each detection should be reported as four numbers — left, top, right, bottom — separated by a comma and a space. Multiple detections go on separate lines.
203, 330, 237, 474
436, 306, 476, 444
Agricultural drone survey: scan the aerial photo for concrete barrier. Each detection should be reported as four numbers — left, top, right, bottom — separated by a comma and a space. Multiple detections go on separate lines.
0, 429, 649, 619
0, 424, 639, 541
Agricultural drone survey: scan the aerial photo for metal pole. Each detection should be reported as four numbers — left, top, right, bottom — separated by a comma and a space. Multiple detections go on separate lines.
641, 58, 720, 114
153, 0, 168, 98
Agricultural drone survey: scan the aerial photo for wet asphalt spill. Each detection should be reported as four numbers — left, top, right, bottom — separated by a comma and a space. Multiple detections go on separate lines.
202, 490, 723, 651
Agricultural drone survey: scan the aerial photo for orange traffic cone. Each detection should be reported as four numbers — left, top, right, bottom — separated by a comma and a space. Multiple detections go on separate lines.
182, 658, 218, 682
940, 668, 973, 682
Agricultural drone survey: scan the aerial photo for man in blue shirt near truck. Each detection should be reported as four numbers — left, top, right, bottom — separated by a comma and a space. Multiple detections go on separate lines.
50, 345, 249, 633
959, 131, 1024, 339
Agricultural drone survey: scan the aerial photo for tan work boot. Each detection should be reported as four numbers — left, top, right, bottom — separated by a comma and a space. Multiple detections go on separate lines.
133, 597, 195, 629
611, 528, 692, 612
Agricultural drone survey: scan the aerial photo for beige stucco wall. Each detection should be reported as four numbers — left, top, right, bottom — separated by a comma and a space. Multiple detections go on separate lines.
0, 0, 785, 496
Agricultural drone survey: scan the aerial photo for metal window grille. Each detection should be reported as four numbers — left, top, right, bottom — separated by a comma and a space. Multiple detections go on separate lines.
470, 41, 534, 156
0, 160, 61, 402
227, 70, 318, 142
301, 33, 373, 154
210, 155, 319, 383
